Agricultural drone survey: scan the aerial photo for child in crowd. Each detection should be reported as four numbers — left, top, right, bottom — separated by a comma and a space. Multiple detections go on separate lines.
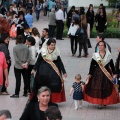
70, 74, 84, 110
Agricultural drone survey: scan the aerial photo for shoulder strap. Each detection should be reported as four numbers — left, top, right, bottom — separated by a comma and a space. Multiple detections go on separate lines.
97, 61, 113, 81
97, 61, 119, 92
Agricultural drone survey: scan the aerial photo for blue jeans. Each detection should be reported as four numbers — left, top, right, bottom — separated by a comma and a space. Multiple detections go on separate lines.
36, 10, 40, 20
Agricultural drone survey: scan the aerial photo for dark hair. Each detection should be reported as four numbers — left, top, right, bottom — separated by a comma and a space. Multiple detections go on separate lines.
47, 38, 56, 46
75, 10, 79, 14
71, 6, 75, 10
88, 4, 93, 11
97, 33, 105, 41
26, 36, 36, 46
0, 110, 12, 118
80, 7, 85, 15
100, 3, 103, 6
43, 28, 49, 33
46, 106, 62, 120
89, 4, 93, 7
16, 35, 23, 44
98, 41, 106, 48
72, 19, 79, 26
0, 33, 9, 43
23, 24, 30, 29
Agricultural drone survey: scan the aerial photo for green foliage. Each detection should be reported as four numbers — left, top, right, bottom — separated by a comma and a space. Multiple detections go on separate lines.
91, 29, 120, 38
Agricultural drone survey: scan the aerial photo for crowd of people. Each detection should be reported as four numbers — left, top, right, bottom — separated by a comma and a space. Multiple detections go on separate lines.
0, 0, 120, 119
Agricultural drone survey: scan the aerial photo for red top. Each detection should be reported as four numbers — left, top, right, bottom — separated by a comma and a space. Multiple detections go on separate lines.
0, 52, 8, 85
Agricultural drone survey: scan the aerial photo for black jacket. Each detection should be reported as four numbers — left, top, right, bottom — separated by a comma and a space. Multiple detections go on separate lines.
86, 10, 94, 24
20, 102, 58, 120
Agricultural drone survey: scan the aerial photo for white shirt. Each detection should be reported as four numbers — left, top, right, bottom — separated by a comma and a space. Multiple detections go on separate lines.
13, 7, 18, 14
55, 9, 64, 21
29, 46, 37, 65
68, 24, 78, 36
32, 35, 42, 53
24, 32, 30, 37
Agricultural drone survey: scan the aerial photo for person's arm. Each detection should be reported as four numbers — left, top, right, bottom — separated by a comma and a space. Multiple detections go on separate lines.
86, 59, 97, 84
69, 87, 74, 96
87, 23, 90, 39
32, 3, 34, 12
3, 53, 8, 87
57, 56, 67, 75
109, 59, 116, 75
4, 68, 8, 87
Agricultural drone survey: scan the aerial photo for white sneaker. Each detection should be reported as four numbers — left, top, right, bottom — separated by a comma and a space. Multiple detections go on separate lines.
75, 107, 78, 110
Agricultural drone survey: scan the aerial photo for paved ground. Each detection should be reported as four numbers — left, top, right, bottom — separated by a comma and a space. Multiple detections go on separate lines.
0, 16, 120, 120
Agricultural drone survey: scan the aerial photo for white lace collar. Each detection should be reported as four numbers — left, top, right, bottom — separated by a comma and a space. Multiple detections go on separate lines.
92, 51, 112, 66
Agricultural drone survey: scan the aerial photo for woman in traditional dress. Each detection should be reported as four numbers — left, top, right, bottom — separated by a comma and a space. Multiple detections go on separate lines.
31, 38, 67, 103
84, 41, 119, 109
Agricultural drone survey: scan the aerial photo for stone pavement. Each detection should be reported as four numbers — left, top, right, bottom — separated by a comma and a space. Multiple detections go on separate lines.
0, 16, 120, 120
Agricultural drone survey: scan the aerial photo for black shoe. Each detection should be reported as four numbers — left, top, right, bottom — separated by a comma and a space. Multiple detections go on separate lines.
23, 94, 27, 97
77, 55, 81, 58
10, 94, 19, 98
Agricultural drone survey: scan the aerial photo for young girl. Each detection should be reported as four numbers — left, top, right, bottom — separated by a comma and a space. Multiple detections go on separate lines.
70, 74, 84, 110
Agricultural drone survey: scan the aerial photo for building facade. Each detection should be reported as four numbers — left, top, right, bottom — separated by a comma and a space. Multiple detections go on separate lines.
68, 0, 108, 7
